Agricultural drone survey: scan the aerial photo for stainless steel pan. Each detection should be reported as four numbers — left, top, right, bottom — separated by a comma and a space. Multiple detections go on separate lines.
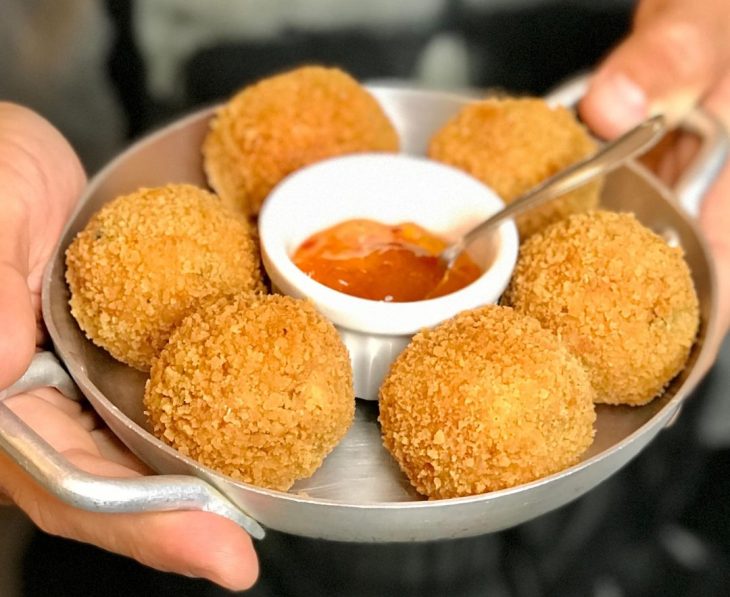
1, 85, 727, 543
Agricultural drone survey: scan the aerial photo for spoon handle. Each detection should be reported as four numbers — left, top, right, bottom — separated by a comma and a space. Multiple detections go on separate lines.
446, 114, 667, 261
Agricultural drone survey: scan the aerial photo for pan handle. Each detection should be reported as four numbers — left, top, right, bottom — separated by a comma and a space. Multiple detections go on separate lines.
546, 73, 730, 216
0, 352, 265, 540
547, 74, 729, 430
672, 110, 730, 216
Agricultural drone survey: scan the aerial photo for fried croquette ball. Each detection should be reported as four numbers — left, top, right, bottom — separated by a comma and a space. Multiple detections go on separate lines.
428, 98, 600, 238
379, 305, 596, 499
203, 65, 400, 216
503, 211, 700, 406
65, 184, 264, 370
144, 294, 355, 491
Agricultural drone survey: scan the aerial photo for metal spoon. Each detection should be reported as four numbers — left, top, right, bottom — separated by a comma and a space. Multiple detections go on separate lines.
439, 114, 667, 268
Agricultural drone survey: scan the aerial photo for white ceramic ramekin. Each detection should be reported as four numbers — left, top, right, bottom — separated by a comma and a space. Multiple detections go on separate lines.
258, 153, 519, 400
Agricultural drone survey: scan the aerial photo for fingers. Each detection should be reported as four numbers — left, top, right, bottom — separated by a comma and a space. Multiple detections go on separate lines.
0, 264, 36, 389
0, 188, 34, 387
1, 450, 259, 590
580, 0, 730, 137
120, 509, 260, 591
1, 393, 260, 590
4, 394, 100, 455
6, 391, 150, 474
90, 428, 153, 474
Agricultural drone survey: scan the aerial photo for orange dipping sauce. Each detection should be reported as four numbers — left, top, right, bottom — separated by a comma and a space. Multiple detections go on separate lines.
292, 219, 482, 302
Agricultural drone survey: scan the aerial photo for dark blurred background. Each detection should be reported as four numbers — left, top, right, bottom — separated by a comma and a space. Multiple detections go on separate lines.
1, 0, 729, 595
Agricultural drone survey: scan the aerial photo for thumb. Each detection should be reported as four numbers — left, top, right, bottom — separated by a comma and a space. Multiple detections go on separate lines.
0, 103, 85, 389
0, 203, 36, 389
580, 1, 730, 137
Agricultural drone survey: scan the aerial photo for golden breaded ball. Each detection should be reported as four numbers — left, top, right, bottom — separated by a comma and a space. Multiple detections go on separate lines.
65, 184, 264, 370
203, 65, 399, 216
503, 211, 699, 406
379, 305, 596, 499
144, 294, 355, 491
428, 98, 600, 238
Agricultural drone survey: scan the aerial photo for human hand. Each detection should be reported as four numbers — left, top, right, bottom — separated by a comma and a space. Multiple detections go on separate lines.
580, 0, 730, 335
0, 103, 259, 591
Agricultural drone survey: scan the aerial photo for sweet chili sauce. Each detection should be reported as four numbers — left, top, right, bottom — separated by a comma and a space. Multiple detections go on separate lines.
292, 219, 482, 302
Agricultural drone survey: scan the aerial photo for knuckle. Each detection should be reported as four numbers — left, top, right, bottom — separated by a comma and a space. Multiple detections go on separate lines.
647, 20, 715, 83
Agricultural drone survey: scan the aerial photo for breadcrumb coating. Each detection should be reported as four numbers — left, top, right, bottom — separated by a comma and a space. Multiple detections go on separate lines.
379, 305, 596, 499
203, 65, 400, 216
503, 211, 699, 406
428, 98, 601, 238
144, 294, 355, 491
65, 184, 264, 370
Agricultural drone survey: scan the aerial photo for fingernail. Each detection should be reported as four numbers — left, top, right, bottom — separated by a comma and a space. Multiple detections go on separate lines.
651, 90, 696, 127
594, 72, 648, 132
